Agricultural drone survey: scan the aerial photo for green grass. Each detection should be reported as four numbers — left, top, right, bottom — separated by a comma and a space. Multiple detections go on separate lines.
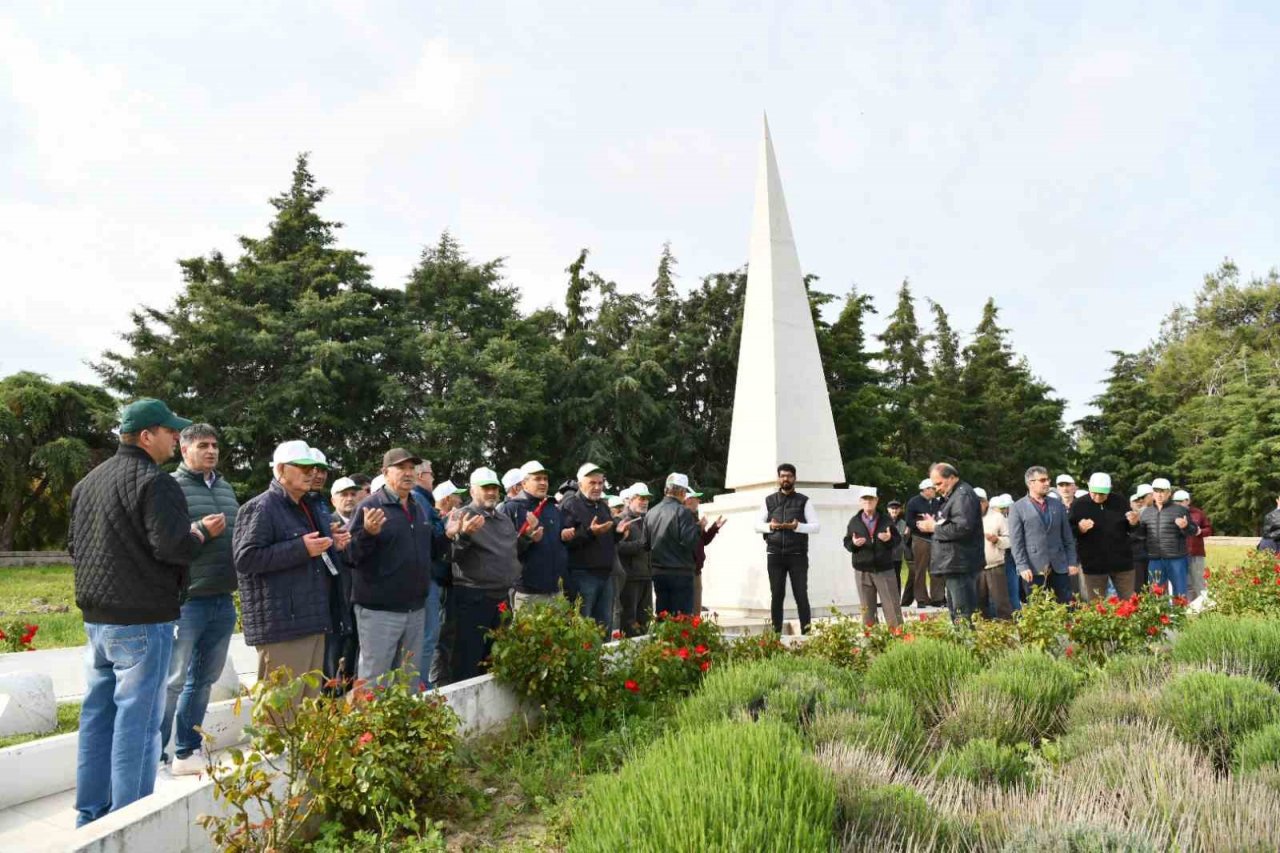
1207, 543, 1253, 570
0, 564, 84, 649
0, 702, 80, 749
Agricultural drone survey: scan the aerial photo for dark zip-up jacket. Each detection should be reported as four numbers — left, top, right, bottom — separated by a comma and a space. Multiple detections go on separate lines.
844, 511, 901, 573
172, 464, 240, 597
560, 492, 621, 575
616, 508, 651, 580
348, 486, 432, 612
501, 491, 568, 594
452, 502, 522, 592
929, 482, 985, 576
232, 480, 333, 646
645, 496, 699, 573
905, 494, 941, 541
1068, 494, 1132, 575
70, 444, 200, 625
1135, 502, 1199, 560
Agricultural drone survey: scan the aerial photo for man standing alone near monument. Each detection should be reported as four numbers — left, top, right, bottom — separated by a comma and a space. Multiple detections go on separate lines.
754, 463, 820, 634
69, 399, 204, 826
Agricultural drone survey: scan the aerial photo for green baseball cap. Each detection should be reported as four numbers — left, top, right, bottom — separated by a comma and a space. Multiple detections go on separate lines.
119, 398, 192, 433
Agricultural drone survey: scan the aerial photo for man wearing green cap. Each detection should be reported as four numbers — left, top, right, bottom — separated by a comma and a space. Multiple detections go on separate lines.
69, 398, 209, 826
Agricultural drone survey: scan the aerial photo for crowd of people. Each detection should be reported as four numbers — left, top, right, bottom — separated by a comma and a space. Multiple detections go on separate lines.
845, 464, 1212, 629
63, 396, 1218, 826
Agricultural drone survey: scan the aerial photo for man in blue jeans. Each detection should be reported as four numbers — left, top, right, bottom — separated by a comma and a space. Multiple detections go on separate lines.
68, 399, 208, 826
646, 473, 701, 616
161, 423, 241, 776
559, 463, 634, 632
1135, 477, 1199, 596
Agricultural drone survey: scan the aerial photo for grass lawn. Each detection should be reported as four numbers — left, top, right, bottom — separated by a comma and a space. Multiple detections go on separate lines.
0, 564, 84, 649
0, 701, 80, 749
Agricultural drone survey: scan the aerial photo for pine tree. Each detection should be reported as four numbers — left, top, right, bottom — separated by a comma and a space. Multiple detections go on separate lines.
876, 280, 930, 496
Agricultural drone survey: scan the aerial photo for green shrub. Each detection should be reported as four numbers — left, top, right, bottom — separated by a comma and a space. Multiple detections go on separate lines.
934, 737, 1031, 788
676, 656, 860, 732
567, 720, 836, 852
1235, 721, 1280, 774
804, 609, 873, 670
724, 628, 791, 664
1155, 671, 1280, 767
836, 781, 967, 850
937, 685, 1051, 747
1066, 679, 1160, 733
1055, 720, 1141, 765
864, 638, 978, 723
1172, 615, 1280, 685
943, 649, 1078, 743
1099, 654, 1171, 689
1205, 549, 1280, 618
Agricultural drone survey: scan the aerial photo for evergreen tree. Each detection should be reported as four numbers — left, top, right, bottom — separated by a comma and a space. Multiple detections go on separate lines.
877, 280, 929, 494
923, 300, 966, 468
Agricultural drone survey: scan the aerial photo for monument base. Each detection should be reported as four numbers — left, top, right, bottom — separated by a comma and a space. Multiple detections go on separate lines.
697, 485, 869, 626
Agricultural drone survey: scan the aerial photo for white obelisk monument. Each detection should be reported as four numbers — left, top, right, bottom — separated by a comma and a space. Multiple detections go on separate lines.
698, 116, 865, 624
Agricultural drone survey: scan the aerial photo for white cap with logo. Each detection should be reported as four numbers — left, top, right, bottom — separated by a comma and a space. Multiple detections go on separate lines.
432, 480, 463, 502
501, 468, 524, 491
666, 473, 691, 491
577, 462, 604, 480
1135, 483, 1154, 498
370, 474, 386, 493
1056, 474, 1075, 485
329, 476, 358, 496
520, 460, 548, 477
271, 439, 315, 469
627, 482, 653, 498
1088, 472, 1112, 494
859, 486, 878, 498
470, 467, 502, 488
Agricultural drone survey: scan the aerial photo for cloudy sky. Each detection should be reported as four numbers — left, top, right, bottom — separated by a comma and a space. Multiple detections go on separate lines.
3, 1, 1277, 421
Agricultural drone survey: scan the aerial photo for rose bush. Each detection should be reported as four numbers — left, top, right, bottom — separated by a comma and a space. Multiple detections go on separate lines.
0, 620, 38, 652
1207, 549, 1280, 618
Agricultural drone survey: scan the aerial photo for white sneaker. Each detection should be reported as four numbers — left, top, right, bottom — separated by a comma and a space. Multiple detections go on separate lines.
170, 751, 205, 777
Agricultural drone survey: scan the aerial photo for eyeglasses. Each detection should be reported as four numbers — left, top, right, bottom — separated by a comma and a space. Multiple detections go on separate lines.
1031, 477, 1050, 483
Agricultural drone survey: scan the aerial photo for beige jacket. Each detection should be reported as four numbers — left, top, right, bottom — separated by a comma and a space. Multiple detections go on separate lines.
983, 509, 1011, 568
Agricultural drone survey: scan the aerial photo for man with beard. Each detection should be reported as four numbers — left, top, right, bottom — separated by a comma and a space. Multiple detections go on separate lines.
754, 463, 821, 634
501, 461, 569, 612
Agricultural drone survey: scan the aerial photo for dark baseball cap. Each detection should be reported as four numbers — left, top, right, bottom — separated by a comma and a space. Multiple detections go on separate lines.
119, 399, 192, 433
382, 447, 423, 468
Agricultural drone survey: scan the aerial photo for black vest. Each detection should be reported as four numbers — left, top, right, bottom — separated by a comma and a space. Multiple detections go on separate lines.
764, 491, 810, 555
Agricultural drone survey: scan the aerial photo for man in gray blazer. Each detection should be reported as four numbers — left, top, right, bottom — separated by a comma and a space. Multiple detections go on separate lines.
1008, 465, 1080, 604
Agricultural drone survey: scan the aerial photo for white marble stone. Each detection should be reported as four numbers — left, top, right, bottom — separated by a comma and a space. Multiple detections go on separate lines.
0, 672, 56, 738
208, 657, 244, 702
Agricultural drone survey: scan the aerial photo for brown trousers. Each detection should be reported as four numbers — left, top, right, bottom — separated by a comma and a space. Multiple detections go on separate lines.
858, 570, 903, 627
256, 633, 326, 721
977, 565, 1013, 619
902, 538, 939, 606
1083, 570, 1137, 601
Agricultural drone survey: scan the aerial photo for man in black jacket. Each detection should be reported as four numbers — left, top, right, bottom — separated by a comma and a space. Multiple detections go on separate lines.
560, 463, 634, 631
1068, 473, 1136, 600
647, 474, 700, 617
502, 460, 569, 612
616, 483, 653, 635
844, 488, 903, 628
902, 479, 943, 609
753, 463, 821, 634
916, 463, 984, 624
347, 448, 436, 687
69, 398, 203, 826
1135, 477, 1199, 597
232, 440, 337, 704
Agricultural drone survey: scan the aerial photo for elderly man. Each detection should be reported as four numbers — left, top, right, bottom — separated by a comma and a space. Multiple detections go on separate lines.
345, 449, 434, 687
427, 479, 465, 686
686, 487, 725, 614
1068, 473, 1135, 600
616, 482, 653, 634
322, 476, 361, 691
1009, 465, 1079, 604
902, 479, 943, 609
70, 399, 203, 825
502, 468, 524, 500
501, 461, 569, 612
233, 441, 336, 709
560, 463, 633, 631
1056, 474, 1078, 509
160, 423, 240, 775
754, 463, 821, 634
646, 473, 701, 616
843, 488, 903, 627
1135, 478, 1199, 597
915, 463, 984, 623
979, 491, 1013, 619
1176, 490, 1213, 600
407, 459, 447, 690
447, 467, 527, 679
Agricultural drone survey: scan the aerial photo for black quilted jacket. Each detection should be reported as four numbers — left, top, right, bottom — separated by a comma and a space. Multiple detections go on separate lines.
69, 444, 199, 625
232, 480, 333, 646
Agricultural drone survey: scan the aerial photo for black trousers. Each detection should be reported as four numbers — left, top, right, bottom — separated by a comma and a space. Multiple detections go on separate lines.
619, 577, 654, 636
449, 586, 508, 682
767, 552, 811, 633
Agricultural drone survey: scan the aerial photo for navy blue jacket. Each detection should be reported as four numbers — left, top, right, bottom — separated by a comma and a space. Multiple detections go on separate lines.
412, 487, 452, 586
349, 486, 434, 611
232, 480, 334, 646
560, 491, 620, 574
501, 490, 568, 594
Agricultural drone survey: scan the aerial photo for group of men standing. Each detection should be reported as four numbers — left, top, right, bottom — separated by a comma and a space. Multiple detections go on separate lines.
66, 398, 721, 825
848, 463, 1212, 629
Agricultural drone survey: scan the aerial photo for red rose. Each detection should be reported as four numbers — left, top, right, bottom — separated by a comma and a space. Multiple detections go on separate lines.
0, 629, 6, 641
694, 644, 708, 654
918, 613, 929, 621
1095, 604, 1106, 614
1151, 583, 1165, 596
1159, 614, 1171, 625
1106, 596, 1119, 605
657, 610, 669, 619
357, 731, 373, 746
1253, 577, 1263, 586
677, 647, 690, 659
1147, 625, 1159, 636
1203, 569, 1211, 580
851, 646, 862, 654
681, 630, 690, 639
624, 679, 640, 693
611, 630, 623, 639
582, 642, 592, 650
497, 601, 509, 613
691, 616, 702, 628
1173, 595, 1189, 607
1065, 645, 1075, 658
903, 633, 915, 642
699, 661, 711, 672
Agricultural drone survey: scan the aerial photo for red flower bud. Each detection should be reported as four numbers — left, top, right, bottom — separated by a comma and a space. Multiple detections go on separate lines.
1151, 584, 1165, 596
497, 601, 509, 613
624, 679, 640, 693
582, 642, 592, 650
1147, 625, 1159, 636
1159, 614, 1171, 625
691, 616, 702, 628
1065, 645, 1075, 658
677, 647, 690, 659
357, 731, 373, 746
694, 644, 708, 654
1203, 569, 1211, 580
1253, 577, 1263, 586
699, 661, 711, 672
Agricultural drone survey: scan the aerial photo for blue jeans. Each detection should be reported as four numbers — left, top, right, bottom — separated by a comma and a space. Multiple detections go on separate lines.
571, 570, 613, 633
1004, 552, 1022, 612
653, 573, 695, 617
943, 574, 979, 623
160, 594, 236, 760
1147, 557, 1189, 596
420, 580, 443, 689
77, 621, 175, 827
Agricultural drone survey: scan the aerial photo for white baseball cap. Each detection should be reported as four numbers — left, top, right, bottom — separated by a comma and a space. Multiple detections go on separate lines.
1172, 489, 1190, 501
432, 480, 463, 502
973, 487, 988, 500
1135, 484, 1153, 497
577, 462, 604, 480
666, 473, 690, 490
309, 447, 331, 470
271, 440, 315, 468
501, 468, 524, 491
627, 482, 653, 498
520, 460, 548, 477
330, 476, 358, 496
606, 494, 624, 508
991, 494, 1014, 509
1056, 474, 1075, 485
1151, 477, 1172, 491
370, 474, 386, 492
1088, 473, 1112, 494
860, 486, 879, 498
919, 479, 935, 491
470, 467, 502, 488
